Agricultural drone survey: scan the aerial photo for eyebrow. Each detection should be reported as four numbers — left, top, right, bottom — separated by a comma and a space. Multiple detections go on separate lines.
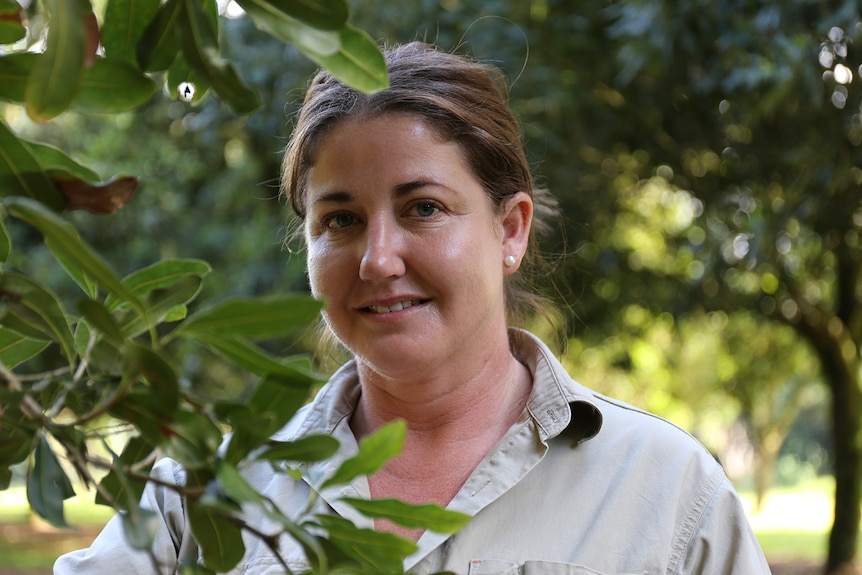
311, 180, 439, 206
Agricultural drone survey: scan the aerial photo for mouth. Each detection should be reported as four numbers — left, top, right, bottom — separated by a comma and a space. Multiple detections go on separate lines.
363, 299, 426, 314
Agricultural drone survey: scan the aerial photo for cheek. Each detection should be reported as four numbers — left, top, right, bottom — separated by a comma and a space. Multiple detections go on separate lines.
305, 244, 330, 298
306, 241, 353, 299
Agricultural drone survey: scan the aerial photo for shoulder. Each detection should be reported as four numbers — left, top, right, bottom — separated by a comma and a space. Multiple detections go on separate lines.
590, 391, 716, 459
515, 328, 719, 468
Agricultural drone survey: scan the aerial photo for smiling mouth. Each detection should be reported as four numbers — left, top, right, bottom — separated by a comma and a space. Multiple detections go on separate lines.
365, 300, 425, 313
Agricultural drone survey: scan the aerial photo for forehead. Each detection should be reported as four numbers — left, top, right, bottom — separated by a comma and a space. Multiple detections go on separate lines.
307, 114, 470, 189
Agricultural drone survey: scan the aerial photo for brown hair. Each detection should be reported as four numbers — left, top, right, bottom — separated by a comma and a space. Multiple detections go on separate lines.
281, 41, 559, 327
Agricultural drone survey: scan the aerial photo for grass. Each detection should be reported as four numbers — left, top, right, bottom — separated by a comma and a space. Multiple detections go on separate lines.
738, 476, 862, 562
0, 477, 854, 571
0, 488, 114, 572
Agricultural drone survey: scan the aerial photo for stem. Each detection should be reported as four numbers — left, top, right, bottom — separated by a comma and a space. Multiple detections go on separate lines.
235, 520, 293, 574
16, 366, 72, 381
0, 361, 45, 422
50, 330, 100, 419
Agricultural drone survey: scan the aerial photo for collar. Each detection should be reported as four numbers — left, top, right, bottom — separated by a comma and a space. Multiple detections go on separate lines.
509, 328, 603, 445
276, 328, 603, 447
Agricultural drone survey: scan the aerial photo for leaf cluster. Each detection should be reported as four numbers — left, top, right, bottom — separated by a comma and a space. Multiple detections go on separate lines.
0, 1, 468, 573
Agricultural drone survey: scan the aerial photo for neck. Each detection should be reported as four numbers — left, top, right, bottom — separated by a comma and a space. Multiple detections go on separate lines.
350, 335, 532, 443
349, 332, 533, 537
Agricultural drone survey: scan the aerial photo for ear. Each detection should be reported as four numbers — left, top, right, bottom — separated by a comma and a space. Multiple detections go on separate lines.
500, 192, 533, 275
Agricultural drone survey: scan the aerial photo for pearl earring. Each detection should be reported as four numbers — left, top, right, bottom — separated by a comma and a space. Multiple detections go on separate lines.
504, 255, 517, 267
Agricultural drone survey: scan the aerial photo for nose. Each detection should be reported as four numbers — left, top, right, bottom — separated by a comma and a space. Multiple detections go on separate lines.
359, 217, 406, 282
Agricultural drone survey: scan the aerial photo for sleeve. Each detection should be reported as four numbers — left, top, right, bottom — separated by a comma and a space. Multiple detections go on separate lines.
676, 474, 772, 575
54, 458, 199, 575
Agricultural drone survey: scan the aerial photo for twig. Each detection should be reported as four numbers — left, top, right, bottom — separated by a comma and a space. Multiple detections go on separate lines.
0, 361, 45, 422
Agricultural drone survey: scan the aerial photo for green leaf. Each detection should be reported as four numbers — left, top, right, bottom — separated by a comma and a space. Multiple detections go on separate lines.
160, 410, 222, 469
0, 3, 25, 45
46, 238, 99, 300
24, 0, 86, 120
255, 434, 339, 463
108, 391, 170, 444
123, 343, 180, 412
20, 139, 101, 182
163, 305, 188, 322
238, 0, 339, 57
215, 459, 262, 504
166, 53, 211, 104
27, 435, 75, 528
0, 53, 28, 103
179, 560, 216, 575
304, 25, 388, 94
102, 0, 162, 64
177, 0, 261, 114
0, 272, 75, 363
0, 215, 10, 263
0, 119, 66, 211
0, 53, 155, 114
176, 294, 321, 340
224, 372, 314, 463
0, 0, 21, 16
120, 507, 159, 550
261, 0, 347, 30
74, 57, 158, 113
246, 367, 317, 421
118, 274, 203, 338
107, 258, 211, 311
0, 467, 11, 490
4, 196, 147, 318
187, 499, 245, 573
340, 497, 471, 533
0, 0, 21, 15
316, 514, 416, 572
136, 0, 181, 71
0, 408, 35, 467
321, 420, 405, 490
95, 436, 155, 509
77, 298, 125, 345
0, 328, 50, 369
180, 331, 322, 380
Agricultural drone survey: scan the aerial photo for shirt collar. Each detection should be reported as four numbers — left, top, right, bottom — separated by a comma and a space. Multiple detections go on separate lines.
279, 328, 604, 446
509, 328, 603, 445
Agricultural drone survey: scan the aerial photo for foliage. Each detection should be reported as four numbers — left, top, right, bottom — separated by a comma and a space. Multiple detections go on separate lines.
0, 1, 471, 573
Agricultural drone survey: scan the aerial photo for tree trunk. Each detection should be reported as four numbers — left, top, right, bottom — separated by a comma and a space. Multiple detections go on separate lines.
793, 314, 861, 574
753, 429, 782, 512
825, 365, 861, 574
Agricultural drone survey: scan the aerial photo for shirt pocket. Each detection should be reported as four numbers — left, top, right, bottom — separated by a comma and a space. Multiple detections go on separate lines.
467, 559, 647, 575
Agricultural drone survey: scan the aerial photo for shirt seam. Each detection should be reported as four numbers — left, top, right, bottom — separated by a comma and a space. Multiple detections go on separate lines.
666, 465, 726, 575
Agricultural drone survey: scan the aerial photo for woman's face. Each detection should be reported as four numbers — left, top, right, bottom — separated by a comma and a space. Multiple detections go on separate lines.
303, 113, 529, 378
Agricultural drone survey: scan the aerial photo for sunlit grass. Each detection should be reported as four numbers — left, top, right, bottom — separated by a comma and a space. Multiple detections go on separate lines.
0, 487, 113, 571
738, 476, 862, 561
0, 486, 114, 527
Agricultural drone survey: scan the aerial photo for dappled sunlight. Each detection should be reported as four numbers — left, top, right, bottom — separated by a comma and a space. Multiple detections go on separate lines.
741, 481, 834, 533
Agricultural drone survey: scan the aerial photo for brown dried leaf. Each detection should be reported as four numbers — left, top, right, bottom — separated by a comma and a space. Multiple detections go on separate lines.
0, 11, 22, 25
83, 12, 100, 68
54, 176, 139, 214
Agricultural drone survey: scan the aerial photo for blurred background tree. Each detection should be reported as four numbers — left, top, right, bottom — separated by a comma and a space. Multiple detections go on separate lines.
4, 0, 861, 572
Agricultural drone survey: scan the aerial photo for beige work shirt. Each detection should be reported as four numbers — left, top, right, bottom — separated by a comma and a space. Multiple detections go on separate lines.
55, 329, 771, 574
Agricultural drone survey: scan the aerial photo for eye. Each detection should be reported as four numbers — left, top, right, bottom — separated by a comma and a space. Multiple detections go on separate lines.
408, 201, 441, 218
324, 212, 357, 229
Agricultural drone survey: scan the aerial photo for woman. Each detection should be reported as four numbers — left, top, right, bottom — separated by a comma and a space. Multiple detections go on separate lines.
56, 42, 770, 574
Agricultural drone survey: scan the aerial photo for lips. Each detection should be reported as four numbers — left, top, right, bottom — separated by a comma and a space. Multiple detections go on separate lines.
364, 299, 425, 313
